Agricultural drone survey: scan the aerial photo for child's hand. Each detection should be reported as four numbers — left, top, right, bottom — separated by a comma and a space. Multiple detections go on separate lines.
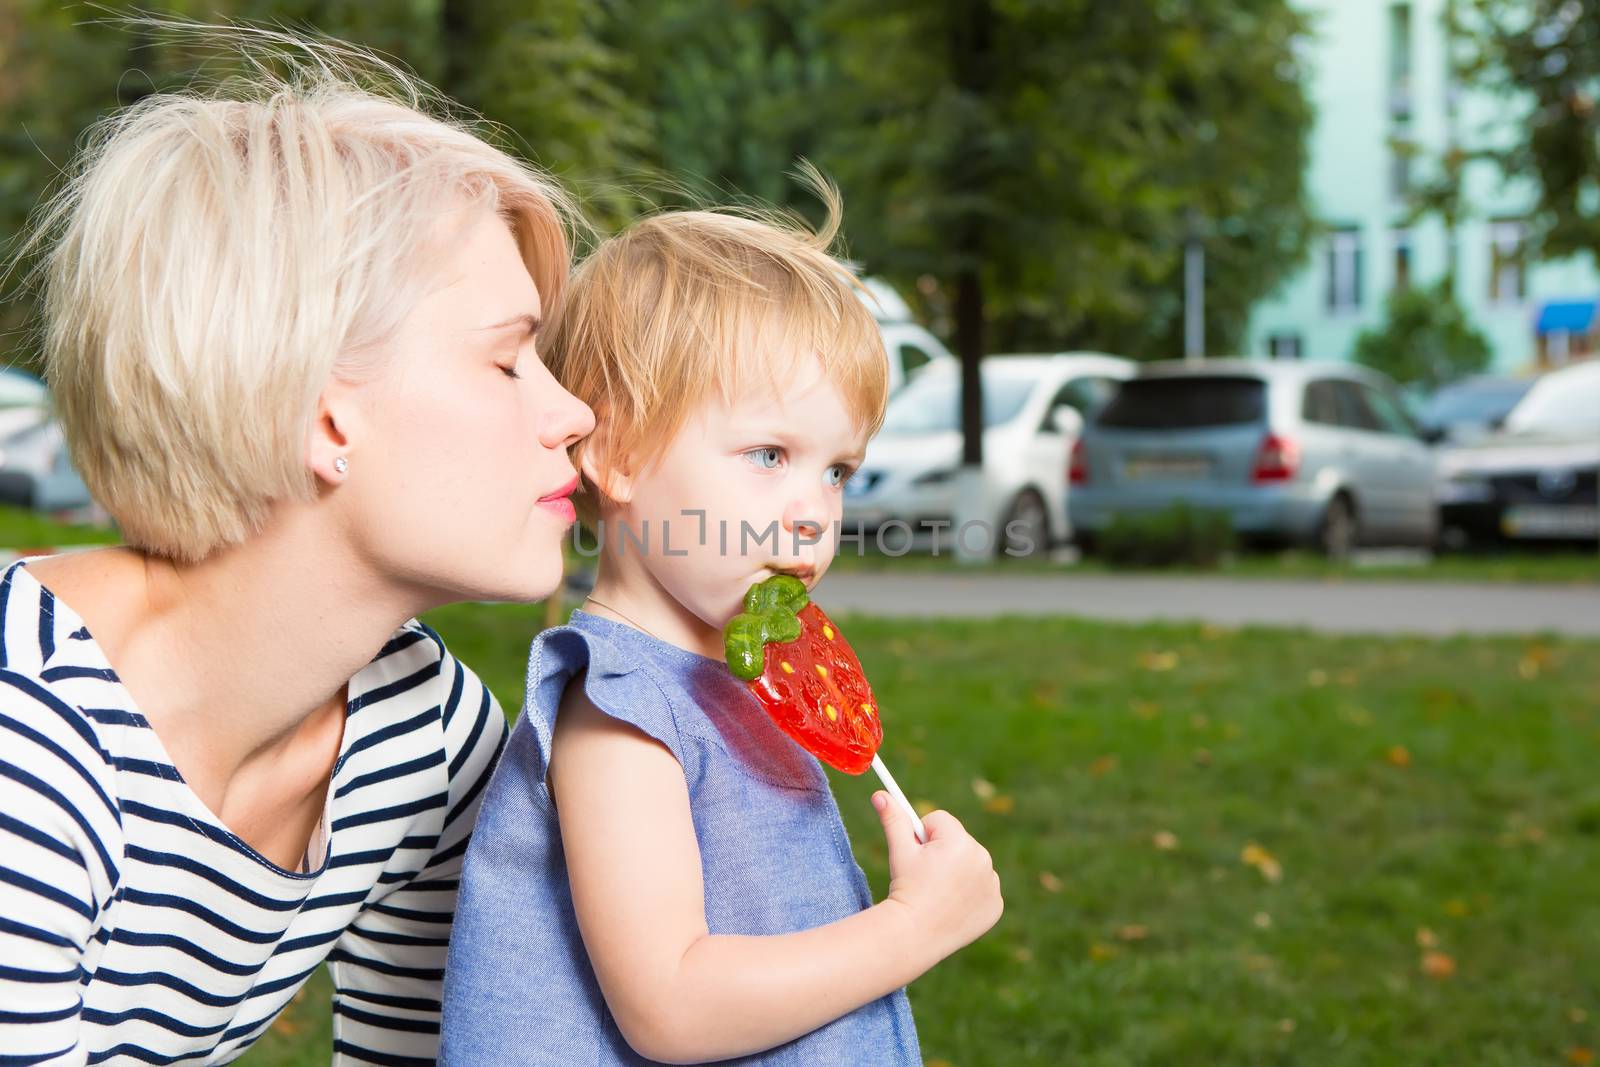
872, 791, 1003, 961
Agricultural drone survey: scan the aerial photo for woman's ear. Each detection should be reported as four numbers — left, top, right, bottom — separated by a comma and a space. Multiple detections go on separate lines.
578, 439, 634, 506
307, 379, 359, 485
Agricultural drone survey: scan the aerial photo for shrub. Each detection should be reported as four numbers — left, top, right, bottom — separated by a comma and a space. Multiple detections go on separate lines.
1099, 502, 1235, 568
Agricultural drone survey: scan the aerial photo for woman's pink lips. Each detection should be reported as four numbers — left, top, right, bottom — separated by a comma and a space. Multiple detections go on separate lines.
538, 497, 576, 522
536, 475, 580, 522
539, 475, 580, 503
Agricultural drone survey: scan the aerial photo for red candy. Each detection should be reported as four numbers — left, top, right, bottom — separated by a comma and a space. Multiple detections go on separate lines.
744, 601, 882, 775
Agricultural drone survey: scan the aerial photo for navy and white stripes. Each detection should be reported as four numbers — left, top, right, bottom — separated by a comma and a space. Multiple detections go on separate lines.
0, 560, 507, 1065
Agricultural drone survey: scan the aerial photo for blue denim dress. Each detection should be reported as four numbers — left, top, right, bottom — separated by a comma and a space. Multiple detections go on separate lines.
441, 610, 921, 1066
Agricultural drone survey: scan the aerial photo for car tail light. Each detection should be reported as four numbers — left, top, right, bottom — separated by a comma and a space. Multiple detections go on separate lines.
1251, 433, 1300, 483
1069, 439, 1089, 486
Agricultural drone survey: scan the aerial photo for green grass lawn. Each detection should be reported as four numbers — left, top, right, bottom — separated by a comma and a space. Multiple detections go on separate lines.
827, 542, 1600, 585
0, 504, 118, 549
241, 605, 1600, 1066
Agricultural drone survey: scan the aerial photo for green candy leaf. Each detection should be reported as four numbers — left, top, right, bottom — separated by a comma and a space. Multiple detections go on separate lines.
743, 574, 809, 616
761, 608, 802, 645
724, 575, 811, 680
724, 614, 766, 680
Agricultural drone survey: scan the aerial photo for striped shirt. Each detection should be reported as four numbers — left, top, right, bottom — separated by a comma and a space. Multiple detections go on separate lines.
0, 559, 508, 1065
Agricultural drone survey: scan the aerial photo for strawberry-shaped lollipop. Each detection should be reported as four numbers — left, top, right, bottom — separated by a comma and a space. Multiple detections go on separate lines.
726, 574, 927, 841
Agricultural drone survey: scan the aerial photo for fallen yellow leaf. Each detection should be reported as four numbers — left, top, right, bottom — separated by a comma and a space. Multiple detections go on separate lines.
1568, 1049, 1594, 1066
1386, 745, 1412, 768
1115, 924, 1150, 941
1130, 699, 1160, 720
1253, 912, 1273, 929
1341, 705, 1374, 727
1278, 1018, 1297, 1034
1420, 951, 1456, 979
1415, 927, 1438, 949
1038, 871, 1063, 893
1089, 755, 1119, 777
970, 778, 997, 801
913, 799, 937, 817
1442, 897, 1469, 917
1089, 943, 1118, 962
982, 794, 1016, 816
1152, 830, 1180, 851
1139, 650, 1180, 672
1012, 945, 1034, 964
1241, 842, 1283, 883
1307, 669, 1329, 687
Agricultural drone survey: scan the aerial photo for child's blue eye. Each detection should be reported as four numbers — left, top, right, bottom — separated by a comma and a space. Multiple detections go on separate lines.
746, 447, 783, 470
825, 465, 852, 488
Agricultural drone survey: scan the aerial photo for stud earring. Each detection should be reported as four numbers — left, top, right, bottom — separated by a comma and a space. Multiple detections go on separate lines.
333, 457, 349, 475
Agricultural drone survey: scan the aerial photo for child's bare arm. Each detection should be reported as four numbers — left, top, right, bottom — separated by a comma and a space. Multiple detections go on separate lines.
549, 680, 1001, 1064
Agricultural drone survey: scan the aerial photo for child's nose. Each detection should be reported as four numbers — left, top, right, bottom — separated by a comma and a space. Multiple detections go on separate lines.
781, 496, 826, 542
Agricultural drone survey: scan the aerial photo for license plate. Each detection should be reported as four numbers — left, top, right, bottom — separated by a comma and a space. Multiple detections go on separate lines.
1124, 456, 1213, 481
1502, 505, 1600, 538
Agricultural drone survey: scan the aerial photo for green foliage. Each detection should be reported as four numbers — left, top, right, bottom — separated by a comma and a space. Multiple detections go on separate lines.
1353, 280, 1493, 389
1466, 0, 1600, 264
1099, 502, 1236, 569
3, 1, 1316, 373
818, 0, 1317, 359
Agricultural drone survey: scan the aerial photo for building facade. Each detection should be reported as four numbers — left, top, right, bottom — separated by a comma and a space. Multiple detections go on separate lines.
1245, 0, 1600, 371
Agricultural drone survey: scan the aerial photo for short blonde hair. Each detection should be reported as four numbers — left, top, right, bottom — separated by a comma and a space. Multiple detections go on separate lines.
14, 25, 576, 562
544, 171, 887, 524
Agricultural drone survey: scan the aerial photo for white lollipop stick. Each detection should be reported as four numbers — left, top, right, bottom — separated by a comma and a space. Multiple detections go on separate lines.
871, 753, 928, 844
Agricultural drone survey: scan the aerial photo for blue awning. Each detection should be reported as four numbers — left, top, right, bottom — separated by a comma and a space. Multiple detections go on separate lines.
1536, 299, 1597, 334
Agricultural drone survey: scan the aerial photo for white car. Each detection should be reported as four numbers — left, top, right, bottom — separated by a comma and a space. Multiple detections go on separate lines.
857, 278, 955, 393
0, 366, 93, 512
844, 353, 1134, 555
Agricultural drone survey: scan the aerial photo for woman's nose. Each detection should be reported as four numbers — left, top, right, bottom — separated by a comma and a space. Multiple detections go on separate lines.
542, 383, 595, 450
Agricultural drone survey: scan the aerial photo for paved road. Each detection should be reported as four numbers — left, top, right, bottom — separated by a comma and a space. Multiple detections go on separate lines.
821, 571, 1600, 637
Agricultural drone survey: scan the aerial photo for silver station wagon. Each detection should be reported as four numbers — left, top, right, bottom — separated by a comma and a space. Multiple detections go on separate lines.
1070, 360, 1437, 556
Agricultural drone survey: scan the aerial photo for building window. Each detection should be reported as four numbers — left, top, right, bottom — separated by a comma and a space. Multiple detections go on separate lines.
1267, 333, 1304, 360
1488, 220, 1527, 305
1392, 228, 1412, 290
1390, 3, 1413, 120
1326, 228, 1364, 313
1390, 142, 1414, 202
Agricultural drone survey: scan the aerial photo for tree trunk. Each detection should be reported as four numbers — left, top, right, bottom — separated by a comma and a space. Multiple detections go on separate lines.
440, 0, 472, 102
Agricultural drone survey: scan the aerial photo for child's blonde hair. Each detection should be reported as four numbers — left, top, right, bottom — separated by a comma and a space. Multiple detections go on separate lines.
544, 169, 887, 524
11, 23, 576, 562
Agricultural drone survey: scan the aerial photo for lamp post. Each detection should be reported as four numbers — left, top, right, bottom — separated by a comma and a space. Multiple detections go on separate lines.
1184, 207, 1205, 362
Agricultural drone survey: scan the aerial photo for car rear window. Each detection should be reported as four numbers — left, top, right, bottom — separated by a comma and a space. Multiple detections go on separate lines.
1097, 376, 1266, 429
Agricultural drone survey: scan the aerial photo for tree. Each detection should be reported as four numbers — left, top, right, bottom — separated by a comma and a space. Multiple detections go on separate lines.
1353, 280, 1492, 389
1, 1, 650, 369
604, 0, 835, 214
1466, 0, 1600, 265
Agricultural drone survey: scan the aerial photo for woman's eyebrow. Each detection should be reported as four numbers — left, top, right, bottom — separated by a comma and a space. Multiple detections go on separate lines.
478, 313, 542, 338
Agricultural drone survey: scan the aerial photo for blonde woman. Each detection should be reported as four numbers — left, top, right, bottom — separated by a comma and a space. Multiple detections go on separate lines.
0, 33, 592, 1064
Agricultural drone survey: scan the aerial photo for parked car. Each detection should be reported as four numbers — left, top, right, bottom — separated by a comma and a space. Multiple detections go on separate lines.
1436, 359, 1600, 548
857, 278, 956, 393
1070, 360, 1437, 557
0, 365, 93, 512
844, 353, 1133, 555
1417, 375, 1535, 445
